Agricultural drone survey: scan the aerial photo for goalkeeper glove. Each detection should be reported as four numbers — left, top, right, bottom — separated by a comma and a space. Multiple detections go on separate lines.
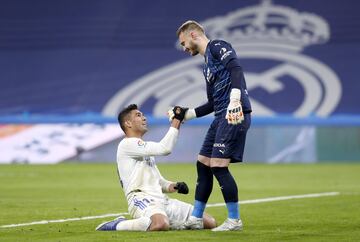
167, 107, 196, 122
174, 182, 189, 194
171, 106, 188, 122
225, 88, 244, 125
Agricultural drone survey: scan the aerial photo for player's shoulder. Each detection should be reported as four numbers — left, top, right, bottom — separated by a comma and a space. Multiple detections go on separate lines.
209, 39, 232, 49
118, 137, 146, 149
209, 39, 234, 56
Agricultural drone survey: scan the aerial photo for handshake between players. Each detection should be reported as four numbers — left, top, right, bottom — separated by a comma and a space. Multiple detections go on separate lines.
167, 99, 244, 125
167, 106, 189, 123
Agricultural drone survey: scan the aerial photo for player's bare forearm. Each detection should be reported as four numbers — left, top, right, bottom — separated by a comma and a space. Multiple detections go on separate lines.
170, 119, 181, 129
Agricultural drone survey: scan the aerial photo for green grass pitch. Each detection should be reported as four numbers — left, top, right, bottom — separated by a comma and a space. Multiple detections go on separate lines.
0, 163, 359, 241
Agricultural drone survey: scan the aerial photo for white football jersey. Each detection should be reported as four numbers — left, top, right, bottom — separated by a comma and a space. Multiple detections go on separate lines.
116, 127, 178, 199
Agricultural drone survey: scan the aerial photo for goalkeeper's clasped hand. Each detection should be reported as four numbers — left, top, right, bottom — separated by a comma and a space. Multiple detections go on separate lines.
226, 88, 244, 125
171, 106, 188, 122
167, 106, 196, 123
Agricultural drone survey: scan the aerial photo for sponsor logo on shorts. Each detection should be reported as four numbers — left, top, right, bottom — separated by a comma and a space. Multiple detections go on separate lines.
213, 143, 225, 148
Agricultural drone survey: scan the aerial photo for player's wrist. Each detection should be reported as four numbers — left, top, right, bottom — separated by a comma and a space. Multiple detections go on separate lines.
230, 88, 241, 101
185, 108, 196, 121
167, 183, 177, 193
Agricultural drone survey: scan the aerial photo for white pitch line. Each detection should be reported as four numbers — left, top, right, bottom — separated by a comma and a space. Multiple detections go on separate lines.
0, 213, 129, 229
0, 192, 340, 229
207, 191, 340, 207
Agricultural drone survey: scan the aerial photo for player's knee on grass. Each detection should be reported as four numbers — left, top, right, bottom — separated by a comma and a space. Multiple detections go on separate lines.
149, 214, 170, 231
203, 213, 217, 229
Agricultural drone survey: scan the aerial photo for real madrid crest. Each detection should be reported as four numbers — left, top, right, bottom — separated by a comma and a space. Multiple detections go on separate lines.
103, 0, 341, 118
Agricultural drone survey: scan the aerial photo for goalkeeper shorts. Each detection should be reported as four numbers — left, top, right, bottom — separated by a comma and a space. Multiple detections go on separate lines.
199, 113, 251, 163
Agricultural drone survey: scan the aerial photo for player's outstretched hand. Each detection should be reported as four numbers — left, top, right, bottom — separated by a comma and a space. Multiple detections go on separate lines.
171, 106, 188, 122
167, 106, 196, 122
174, 182, 189, 194
167, 107, 175, 122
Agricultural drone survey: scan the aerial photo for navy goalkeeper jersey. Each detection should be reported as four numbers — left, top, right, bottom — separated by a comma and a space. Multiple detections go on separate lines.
203, 40, 252, 116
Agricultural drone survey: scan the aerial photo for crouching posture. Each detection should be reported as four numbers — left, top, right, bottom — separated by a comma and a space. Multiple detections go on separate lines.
96, 104, 216, 231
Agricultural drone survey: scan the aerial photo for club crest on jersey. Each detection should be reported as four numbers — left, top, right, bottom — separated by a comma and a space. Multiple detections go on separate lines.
137, 140, 146, 147
103, 0, 342, 118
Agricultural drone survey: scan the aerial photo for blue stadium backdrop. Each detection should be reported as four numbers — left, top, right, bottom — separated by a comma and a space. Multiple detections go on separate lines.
0, 0, 359, 163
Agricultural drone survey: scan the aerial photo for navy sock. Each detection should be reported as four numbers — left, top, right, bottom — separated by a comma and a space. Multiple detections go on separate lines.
191, 161, 213, 218
211, 167, 240, 219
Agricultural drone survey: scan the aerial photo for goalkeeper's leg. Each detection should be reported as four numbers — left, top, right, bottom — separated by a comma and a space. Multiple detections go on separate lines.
192, 157, 213, 218
184, 121, 217, 229
211, 163, 239, 220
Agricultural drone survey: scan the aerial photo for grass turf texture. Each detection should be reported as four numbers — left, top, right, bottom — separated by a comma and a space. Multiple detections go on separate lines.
0, 163, 359, 241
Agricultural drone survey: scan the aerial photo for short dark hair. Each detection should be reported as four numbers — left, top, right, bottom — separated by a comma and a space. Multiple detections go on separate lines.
176, 20, 205, 37
118, 104, 138, 132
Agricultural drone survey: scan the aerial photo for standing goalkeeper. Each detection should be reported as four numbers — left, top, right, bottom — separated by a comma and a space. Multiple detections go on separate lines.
169, 20, 252, 231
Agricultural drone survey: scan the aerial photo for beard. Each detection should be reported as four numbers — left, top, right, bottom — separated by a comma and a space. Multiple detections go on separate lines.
191, 50, 199, 56
141, 126, 148, 134
189, 42, 199, 56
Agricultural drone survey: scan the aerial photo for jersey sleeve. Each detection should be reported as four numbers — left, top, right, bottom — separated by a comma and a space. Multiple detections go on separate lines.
226, 58, 245, 90
121, 127, 179, 157
154, 165, 174, 193
194, 81, 214, 117
209, 40, 238, 67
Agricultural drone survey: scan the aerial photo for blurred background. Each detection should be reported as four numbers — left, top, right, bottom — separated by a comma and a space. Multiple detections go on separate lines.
0, 0, 359, 164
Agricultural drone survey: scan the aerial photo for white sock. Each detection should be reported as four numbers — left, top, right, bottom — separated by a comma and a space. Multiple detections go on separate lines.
116, 217, 151, 231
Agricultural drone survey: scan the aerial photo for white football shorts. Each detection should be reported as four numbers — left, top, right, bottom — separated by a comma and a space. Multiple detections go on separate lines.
127, 191, 193, 228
